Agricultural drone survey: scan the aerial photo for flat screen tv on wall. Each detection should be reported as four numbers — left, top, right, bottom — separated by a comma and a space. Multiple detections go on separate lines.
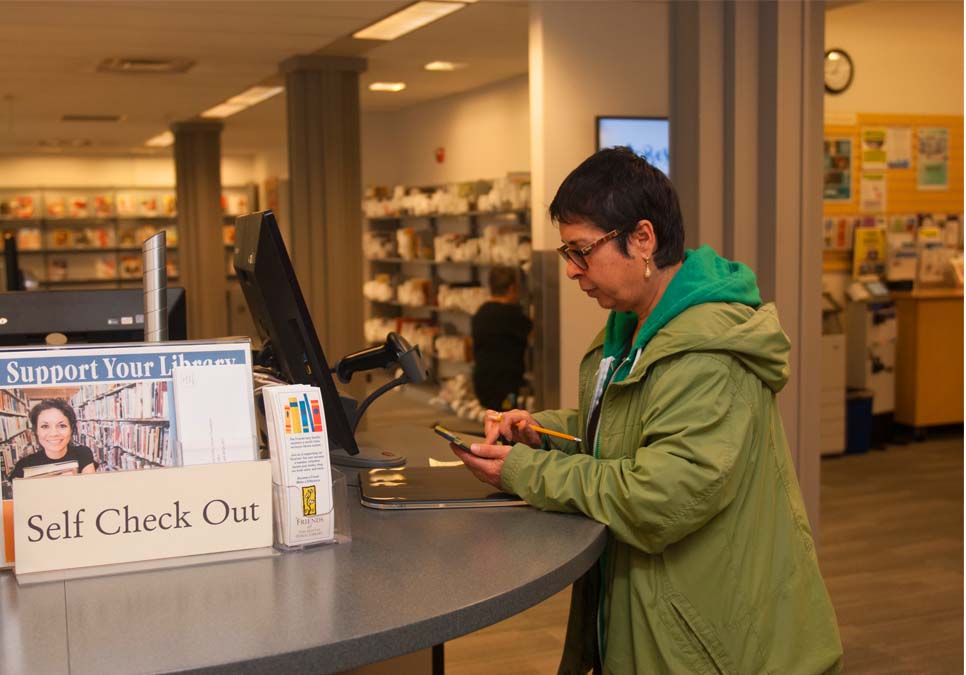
596, 116, 670, 178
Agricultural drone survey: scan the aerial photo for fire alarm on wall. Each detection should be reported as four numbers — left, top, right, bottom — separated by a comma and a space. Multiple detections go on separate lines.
435, 147, 445, 163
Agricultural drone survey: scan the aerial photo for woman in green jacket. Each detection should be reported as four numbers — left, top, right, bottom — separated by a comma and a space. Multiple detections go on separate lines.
453, 147, 843, 674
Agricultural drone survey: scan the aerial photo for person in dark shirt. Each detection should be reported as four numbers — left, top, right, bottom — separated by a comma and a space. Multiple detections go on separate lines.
9, 398, 96, 479
471, 266, 532, 411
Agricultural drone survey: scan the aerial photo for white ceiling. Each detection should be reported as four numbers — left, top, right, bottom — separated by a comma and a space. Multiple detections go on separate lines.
0, 0, 530, 157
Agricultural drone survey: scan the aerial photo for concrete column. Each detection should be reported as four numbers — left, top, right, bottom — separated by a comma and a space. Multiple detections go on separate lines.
280, 55, 366, 367
172, 120, 228, 339
670, 0, 825, 530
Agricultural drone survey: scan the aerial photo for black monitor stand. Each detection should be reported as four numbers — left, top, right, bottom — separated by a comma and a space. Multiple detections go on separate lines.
333, 393, 406, 469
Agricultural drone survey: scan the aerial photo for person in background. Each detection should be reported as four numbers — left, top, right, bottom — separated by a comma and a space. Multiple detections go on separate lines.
471, 265, 532, 411
453, 147, 843, 674
8, 398, 96, 479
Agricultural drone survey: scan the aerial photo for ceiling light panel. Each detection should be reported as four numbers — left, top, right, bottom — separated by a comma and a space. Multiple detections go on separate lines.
98, 57, 195, 75
369, 82, 407, 92
424, 61, 467, 71
202, 102, 248, 119
145, 131, 174, 147
202, 86, 284, 119
61, 114, 126, 122
228, 86, 284, 107
353, 2, 465, 41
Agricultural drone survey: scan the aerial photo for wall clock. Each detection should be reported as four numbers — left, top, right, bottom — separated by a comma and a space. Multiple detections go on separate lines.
824, 48, 853, 94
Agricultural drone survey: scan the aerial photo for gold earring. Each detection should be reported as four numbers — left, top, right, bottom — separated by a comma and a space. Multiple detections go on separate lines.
643, 256, 652, 279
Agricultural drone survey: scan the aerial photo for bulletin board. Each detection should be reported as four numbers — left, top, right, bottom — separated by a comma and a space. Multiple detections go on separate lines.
822, 113, 963, 271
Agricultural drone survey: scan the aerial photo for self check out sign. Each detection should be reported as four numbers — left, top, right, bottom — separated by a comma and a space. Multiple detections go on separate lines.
26, 498, 262, 542
13, 462, 272, 575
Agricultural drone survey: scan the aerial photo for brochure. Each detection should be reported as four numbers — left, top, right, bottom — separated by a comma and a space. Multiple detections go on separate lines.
262, 384, 335, 547
0, 339, 257, 568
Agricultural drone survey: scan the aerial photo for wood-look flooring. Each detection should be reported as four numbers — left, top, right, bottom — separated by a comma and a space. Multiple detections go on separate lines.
443, 432, 964, 674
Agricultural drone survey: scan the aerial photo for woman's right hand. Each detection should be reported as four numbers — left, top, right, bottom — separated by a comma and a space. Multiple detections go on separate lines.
484, 409, 542, 448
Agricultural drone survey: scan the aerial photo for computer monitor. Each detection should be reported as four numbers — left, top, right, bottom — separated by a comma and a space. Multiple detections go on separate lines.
233, 210, 372, 466
0, 288, 186, 346
596, 116, 670, 178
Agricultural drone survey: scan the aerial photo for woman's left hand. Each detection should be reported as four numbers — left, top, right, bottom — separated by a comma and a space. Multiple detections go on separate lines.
450, 442, 511, 489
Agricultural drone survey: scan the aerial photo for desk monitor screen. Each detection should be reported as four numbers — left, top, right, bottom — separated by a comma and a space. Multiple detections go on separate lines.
233, 210, 360, 459
0, 288, 186, 346
596, 116, 670, 178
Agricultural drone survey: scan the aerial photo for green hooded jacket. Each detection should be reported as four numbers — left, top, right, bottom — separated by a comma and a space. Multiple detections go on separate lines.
501, 247, 843, 674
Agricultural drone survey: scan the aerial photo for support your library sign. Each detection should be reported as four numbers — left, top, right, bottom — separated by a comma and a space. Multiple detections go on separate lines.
13, 461, 272, 575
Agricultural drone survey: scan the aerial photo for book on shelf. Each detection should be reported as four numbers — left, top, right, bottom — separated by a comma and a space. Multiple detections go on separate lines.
22, 460, 79, 479
0, 338, 258, 568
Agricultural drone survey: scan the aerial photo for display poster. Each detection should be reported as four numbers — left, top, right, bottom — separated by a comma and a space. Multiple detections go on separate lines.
917, 127, 949, 190
0, 339, 256, 568
823, 137, 852, 201
860, 172, 887, 212
852, 227, 887, 280
860, 128, 887, 170
886, 127, 912, 169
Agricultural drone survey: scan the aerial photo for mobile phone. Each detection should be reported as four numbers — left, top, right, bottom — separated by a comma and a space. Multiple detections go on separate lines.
433, 424, 474, 452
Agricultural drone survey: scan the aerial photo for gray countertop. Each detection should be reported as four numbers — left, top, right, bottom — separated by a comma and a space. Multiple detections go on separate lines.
0, 426, 606, 674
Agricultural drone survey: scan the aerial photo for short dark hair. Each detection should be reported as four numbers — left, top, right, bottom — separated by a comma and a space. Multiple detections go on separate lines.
488, 266, 518, 296
548, 146, 684, 268
29, 399, 78, 436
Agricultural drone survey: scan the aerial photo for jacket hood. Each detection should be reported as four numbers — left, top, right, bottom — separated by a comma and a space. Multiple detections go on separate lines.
594, 246, 788, 391
603, 246, 762, 358
643, 301, 791, 392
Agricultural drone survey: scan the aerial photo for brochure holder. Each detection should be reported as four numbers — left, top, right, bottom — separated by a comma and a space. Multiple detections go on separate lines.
272, 469, 351, 552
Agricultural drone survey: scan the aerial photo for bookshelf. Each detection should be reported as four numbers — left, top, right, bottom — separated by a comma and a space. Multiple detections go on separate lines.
0, 387, 33, 498
73, 382, 171, 470
0, 185, 255, 288
363, 207, 531, 382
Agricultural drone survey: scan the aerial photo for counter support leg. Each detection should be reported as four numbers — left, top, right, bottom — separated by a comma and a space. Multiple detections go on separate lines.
433, 643, 444, 675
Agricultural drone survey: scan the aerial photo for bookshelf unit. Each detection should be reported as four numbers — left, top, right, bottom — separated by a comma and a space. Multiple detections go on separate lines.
0, 185, 254, 288
363, 207, 531, 382
0, 388, 32, 497
73, 381, 172, 470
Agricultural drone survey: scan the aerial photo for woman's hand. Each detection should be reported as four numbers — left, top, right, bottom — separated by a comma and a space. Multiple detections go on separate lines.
484, 408, 542, 448
450, 442, 511, 490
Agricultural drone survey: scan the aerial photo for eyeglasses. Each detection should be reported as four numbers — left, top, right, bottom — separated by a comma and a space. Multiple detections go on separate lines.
556, 229, 620, 270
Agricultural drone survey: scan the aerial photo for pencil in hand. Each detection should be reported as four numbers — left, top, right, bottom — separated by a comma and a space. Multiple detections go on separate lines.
487, 413, 582, 443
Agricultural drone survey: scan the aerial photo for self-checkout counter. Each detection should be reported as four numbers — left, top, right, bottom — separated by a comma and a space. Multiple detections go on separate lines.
0, 425, 606, 674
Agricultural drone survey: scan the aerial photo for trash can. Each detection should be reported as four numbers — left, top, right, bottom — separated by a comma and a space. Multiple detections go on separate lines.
846, 389, 874, 454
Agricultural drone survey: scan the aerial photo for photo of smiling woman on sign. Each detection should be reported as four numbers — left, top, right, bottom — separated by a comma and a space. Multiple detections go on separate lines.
8, 398, 97, 480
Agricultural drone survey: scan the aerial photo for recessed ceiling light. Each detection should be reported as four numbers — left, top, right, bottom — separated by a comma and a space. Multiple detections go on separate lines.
369, 82, 407, 93
353, 2, 466, 41
145, 131, 174, 147
424, 61, 467, 72
98, 57, 195, 75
